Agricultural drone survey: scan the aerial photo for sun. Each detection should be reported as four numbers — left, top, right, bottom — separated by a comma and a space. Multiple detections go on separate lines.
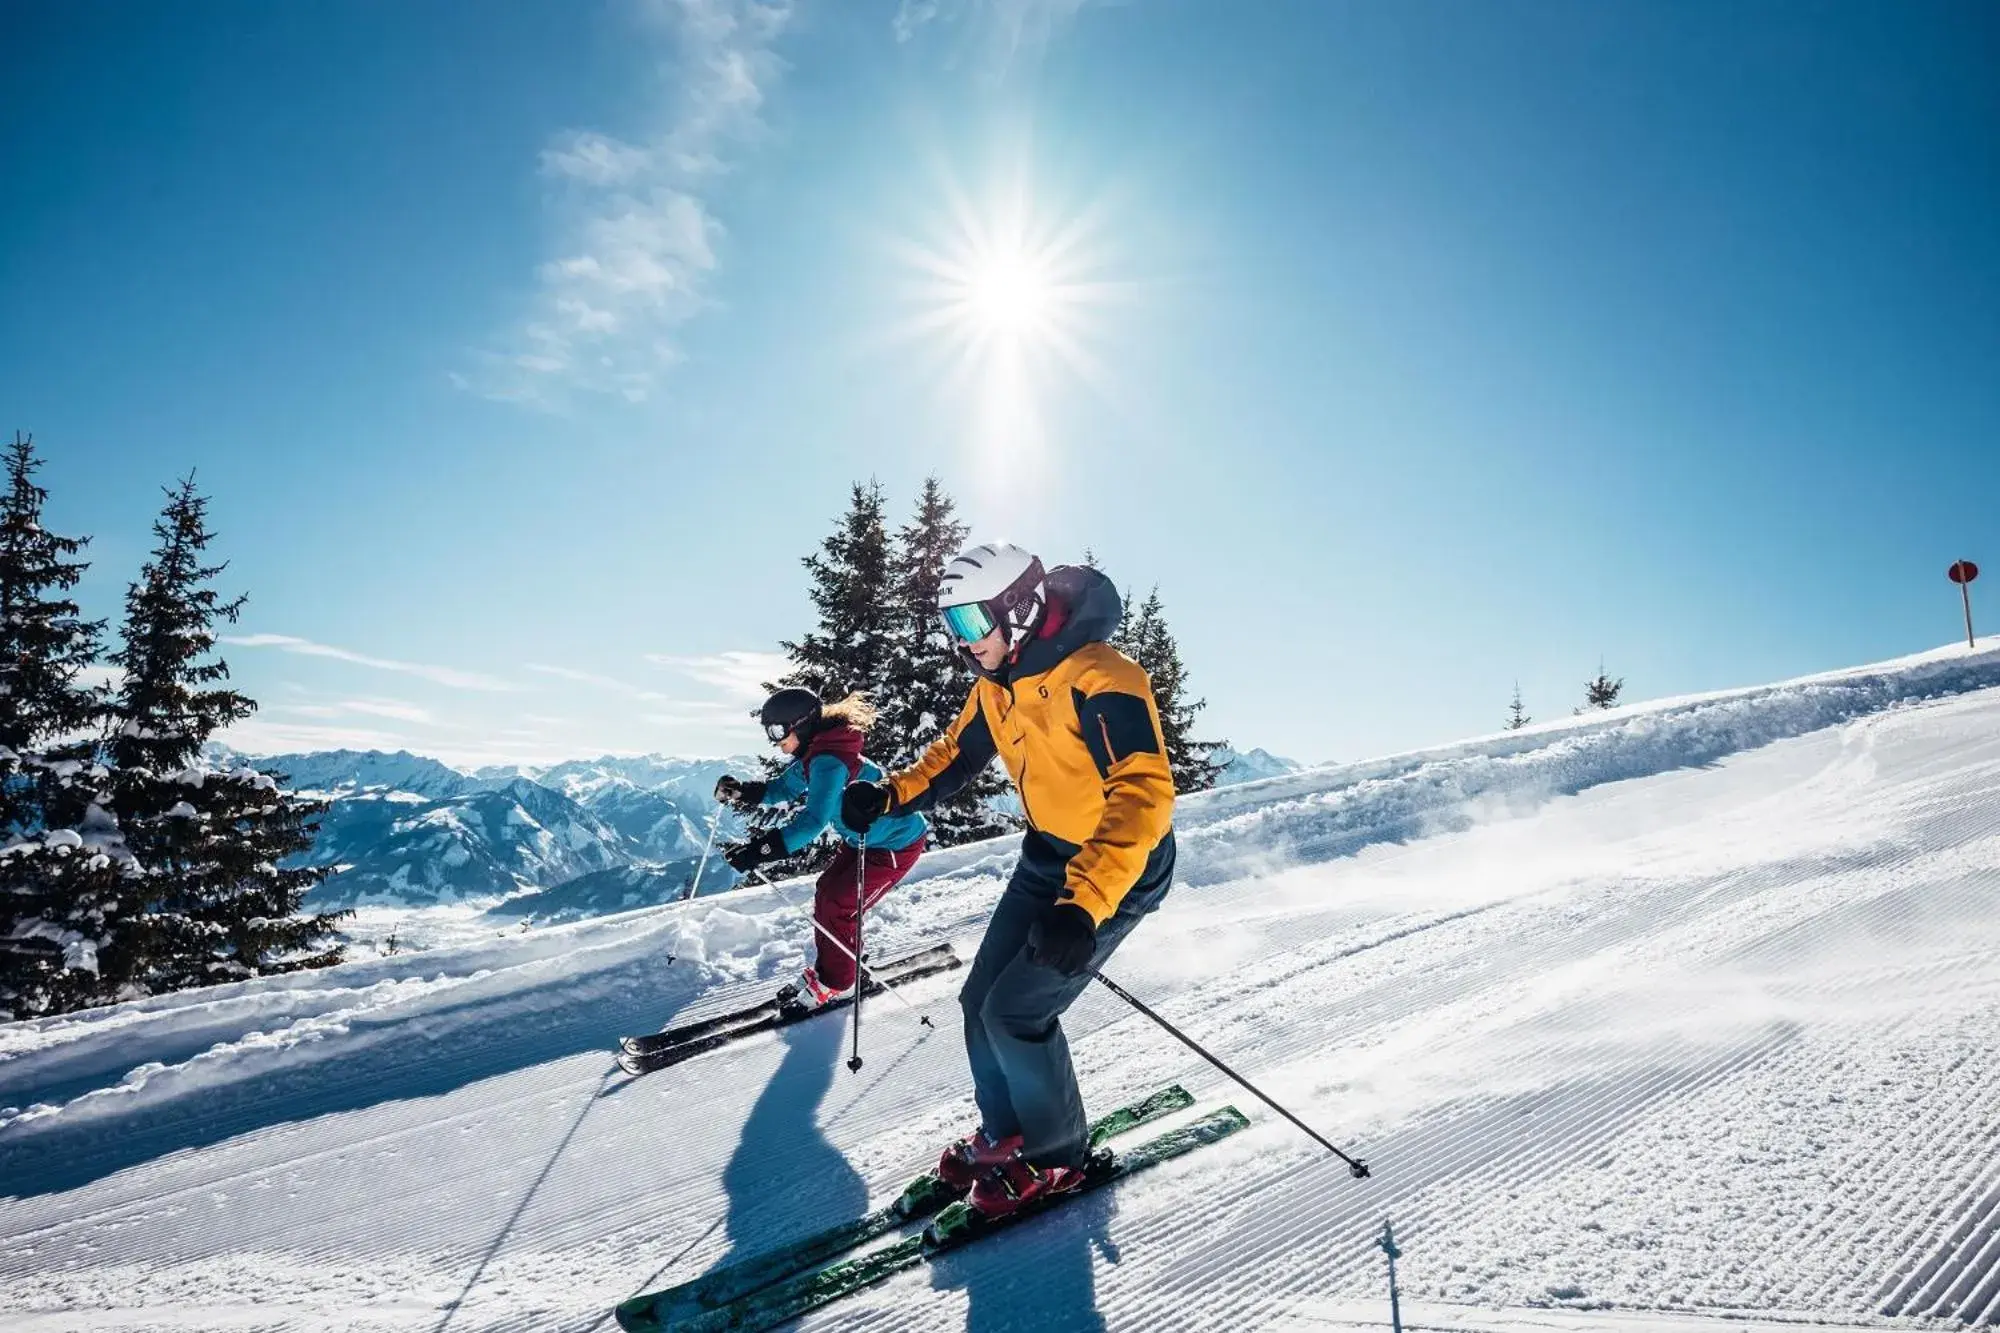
882, 154, 1130, 478
963, 251, 1055, 339
896, 212, 1107, 380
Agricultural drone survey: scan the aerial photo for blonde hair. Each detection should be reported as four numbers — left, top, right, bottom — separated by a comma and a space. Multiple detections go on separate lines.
820, 692, 878, 732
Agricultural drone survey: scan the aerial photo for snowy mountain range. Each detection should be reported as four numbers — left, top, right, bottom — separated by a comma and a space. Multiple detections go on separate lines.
1212, 744, 1304, 785
207, 745, 758, 920
211, 742, 1302, 927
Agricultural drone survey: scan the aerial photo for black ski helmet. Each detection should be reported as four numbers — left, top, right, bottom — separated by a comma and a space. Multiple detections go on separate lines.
758, 687, 821, 743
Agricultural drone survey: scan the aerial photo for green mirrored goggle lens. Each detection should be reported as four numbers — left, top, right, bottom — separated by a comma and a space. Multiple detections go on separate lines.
941, 601, 997, 644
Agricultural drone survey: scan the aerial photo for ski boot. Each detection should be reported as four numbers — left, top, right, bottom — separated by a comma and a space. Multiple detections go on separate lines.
935, 1128, 1022, 1194
967, 1142, 1090, 1219
774, 966, 848, 1016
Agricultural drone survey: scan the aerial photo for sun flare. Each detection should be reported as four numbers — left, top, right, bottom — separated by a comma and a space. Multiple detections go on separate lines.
885, 159, 1129, 477
963, 251, 1055, 339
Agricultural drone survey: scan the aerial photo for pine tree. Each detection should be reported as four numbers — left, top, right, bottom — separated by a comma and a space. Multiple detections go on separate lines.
1113, 586, 1227, 793
878, 477, 1013, 845
0, 433, 125, 1020
1583, 661, 1624, 711
102, 477, 344, 997
762, 481, 899, 865
773, 481, 897, 703
1506, 682, 1531, 730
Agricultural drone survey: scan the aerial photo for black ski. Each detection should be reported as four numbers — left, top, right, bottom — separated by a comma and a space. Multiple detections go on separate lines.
621, 943, 956, 1056
616, 944, 960, 1076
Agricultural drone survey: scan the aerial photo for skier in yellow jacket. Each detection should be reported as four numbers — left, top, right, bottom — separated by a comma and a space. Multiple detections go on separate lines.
843, 542, 1176, 1218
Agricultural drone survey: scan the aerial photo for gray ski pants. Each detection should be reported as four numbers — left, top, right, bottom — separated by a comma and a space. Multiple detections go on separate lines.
959, 828, 1176, 1169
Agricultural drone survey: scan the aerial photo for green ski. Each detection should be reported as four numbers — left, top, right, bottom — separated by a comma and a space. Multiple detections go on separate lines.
616, 1103, 1249, 1333
614, 1085, 1192, 1332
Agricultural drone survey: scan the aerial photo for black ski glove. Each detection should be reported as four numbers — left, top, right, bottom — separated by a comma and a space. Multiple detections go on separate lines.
841, 779, 894, 833
714, 775, 766, 812
723, 831, 787, 873
1027, 902, 1098, 977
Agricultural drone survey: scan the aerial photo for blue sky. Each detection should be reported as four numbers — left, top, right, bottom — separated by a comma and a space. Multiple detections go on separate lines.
3, 0, 1996, 769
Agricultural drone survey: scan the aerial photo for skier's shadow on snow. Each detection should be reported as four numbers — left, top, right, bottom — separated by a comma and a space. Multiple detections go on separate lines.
929, 1193, 1112, 1333
714, 1016, 867, 1267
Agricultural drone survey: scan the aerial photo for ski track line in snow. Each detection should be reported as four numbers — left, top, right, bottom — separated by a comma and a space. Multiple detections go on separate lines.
1408, 860, 2000, 1304
1119, 911, 1984, 1322
1887, 1153, 2000, 1321
1875, 1021, 2000, 1317
1388, 955, 2000, 1309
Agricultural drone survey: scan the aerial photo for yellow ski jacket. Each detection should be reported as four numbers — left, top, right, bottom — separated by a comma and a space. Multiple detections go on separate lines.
887, 565, 1175, 925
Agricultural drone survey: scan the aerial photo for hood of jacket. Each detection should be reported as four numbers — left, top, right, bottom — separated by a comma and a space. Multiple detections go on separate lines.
800, 721, 866, 781
992, 564, 1124, 684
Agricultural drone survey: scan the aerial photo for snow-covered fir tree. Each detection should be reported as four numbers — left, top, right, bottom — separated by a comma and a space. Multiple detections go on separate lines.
1506, 682, 1532, 730
763, 481, 899, 865
877, 477, 1013, 845
102, 477, 344, 997
773, 481, 897, 703
0, 433, 123, 1020
1583, 663, 1624, 711
1113, 586, 1227, 793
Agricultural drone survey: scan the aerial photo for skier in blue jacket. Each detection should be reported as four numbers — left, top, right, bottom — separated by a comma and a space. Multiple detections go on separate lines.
715, 688, 929, 1010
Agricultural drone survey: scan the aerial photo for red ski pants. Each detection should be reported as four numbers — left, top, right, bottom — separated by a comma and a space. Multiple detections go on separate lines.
811, 837, 926, 992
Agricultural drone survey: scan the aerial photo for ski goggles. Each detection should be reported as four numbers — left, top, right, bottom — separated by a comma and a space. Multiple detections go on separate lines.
940, 600, 1000, 645
764, 719, 798, 743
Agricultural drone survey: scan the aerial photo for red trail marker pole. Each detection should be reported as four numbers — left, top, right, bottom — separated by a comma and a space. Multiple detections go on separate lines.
1949, 561, 1980, 649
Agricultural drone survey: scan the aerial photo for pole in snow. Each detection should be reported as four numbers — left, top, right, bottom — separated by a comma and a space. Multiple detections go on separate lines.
1950, 561, 1980, 649
1380, 1222, 1404, 1333
683, 812, 722, 902
748, 869, 933, 1028
1091, 971, 1370, 1177
848, 843, 866, 1073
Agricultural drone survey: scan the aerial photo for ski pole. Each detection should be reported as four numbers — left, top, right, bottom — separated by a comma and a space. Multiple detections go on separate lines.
749, 869, 933, 1029
1092, 971, 1371, 1178
848, 844, 866, 1072
683, 811, 722, 902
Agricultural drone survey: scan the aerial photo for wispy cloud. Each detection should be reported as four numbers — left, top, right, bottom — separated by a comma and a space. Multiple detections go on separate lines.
220, 719, 418, 757
272, 703, 343, 720
891, 0, 1091, 75
269, 697, 438, 726
648, 649, 789, 701
223, 634, 521, 692
525, 663, 670, 701
341, 699, 438, 725
642, 700, 751, 727
459, 0, 793, 407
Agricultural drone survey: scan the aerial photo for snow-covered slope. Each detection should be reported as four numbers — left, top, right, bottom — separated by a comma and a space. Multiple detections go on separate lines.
483, 859, 708, 925
8, 641, 2000, 1332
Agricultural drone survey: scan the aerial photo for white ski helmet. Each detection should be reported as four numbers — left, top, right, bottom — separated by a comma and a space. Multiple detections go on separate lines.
937, 542, 1047, 650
